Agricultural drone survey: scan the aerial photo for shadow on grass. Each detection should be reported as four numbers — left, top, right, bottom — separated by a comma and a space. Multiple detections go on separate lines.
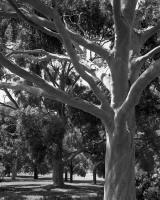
0, 177, 104, 200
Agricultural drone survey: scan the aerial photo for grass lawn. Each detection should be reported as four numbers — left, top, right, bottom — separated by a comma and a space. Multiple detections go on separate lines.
0, 174, 104, 200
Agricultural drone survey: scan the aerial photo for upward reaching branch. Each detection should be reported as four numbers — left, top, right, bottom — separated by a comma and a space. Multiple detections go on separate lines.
17, 0, 111, 109
12, 0, 111, 64
137, 45, 160, 64
113, 0, 122, 33
129, 45, 160, 84
7, 0, 61, 40
120, 59, 160, 117
0, 53, 114, 128
140, 21, 160, 44
53, 7, 113, 112
122, 0, 138, 25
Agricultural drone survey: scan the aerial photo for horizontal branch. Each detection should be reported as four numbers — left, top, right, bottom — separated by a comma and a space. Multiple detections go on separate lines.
0, 53, 111, 121
0, 81, 107, 121
7, 49, 70, 61
121, 59, 160, 116
7, 49, 103, 80
7, 49, 113, 108
0, 101, 17, 110
0, 11, 17, 18
7, 34, 111, 113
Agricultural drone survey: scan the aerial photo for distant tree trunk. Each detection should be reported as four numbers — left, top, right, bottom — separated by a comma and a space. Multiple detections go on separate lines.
93, 168, 97, 185
64, 169, 68, 182
11, 157, 17, 181
52, 139, 64, 187
69, 160, 73, 183
33, 164, 38, 179
5, 165, 11, 177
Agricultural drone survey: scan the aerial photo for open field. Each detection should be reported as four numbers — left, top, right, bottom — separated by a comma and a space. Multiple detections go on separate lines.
0, 174, 104, 200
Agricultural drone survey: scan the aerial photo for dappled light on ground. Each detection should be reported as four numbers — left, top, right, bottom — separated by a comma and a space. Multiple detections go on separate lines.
0, 175, 104, 200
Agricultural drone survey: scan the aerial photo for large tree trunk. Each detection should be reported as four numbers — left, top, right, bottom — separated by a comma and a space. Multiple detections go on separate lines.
104, 118, 136, 200
52, 139, 64, 187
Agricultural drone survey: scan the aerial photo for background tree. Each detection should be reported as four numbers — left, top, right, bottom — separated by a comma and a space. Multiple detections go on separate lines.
16, 106, 65, 185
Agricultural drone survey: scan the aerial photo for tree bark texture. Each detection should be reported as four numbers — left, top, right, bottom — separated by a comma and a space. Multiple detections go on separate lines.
104, 116, 136, 200
52, 140, 64, 187
11, 157, 17, 181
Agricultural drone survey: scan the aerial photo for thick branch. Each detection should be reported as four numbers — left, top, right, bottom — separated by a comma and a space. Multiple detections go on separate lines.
18, 0, 111, 64
7, 0, 61, 40
121, 59, 160, 116
140, 21, 160, 44
8, 49, 112, 106
113, 0, 121, 28
129, 45, 160, 83
8, 1, 111, 110
67, 29, 111, 63
0, 53, 111, 121
7, 49, 104, 82
122, 0, 138, 24
7, 49, 100, 85
53, 7, 113, 112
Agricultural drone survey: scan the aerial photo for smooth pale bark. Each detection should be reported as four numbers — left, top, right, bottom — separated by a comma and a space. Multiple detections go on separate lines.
104, 116, 136, 200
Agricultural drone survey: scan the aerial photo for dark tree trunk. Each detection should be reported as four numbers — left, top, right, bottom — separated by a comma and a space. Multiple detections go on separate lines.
5, 165, 11, 177
69, 161, 73, 183
93, 168, 97, 185
64, 169, 68, 182
52, 139, 64, 187
33, 164, 38, 179
11, 157, 17, 180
